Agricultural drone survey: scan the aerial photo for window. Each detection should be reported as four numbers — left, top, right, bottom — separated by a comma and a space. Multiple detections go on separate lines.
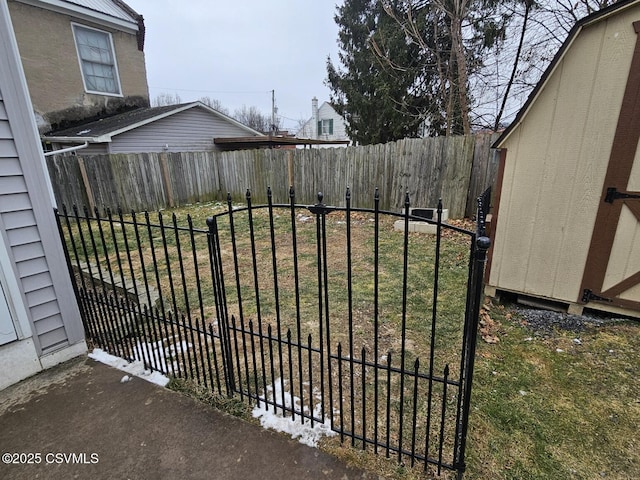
317, 118, 334, 136
72, 24, 121, 95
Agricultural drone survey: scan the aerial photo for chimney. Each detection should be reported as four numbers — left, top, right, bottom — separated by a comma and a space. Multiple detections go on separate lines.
312, 97, 319, 138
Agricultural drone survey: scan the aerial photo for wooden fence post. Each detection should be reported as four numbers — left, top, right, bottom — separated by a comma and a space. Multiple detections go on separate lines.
287, 150, 295, 188
76, 156, 95, 213
159, 152, 174, 208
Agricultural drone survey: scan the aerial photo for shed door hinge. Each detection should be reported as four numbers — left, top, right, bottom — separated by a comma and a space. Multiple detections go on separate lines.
604, 187, 640, 203
582, 289, 612, 303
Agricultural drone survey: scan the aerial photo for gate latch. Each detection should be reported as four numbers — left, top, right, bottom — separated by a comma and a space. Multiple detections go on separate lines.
582, 288, 612, 303
604, 187, 640, 203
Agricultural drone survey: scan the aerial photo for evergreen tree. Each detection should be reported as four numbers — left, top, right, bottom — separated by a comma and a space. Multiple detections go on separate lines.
328, 0, 510, 139
327, 1, 439, 144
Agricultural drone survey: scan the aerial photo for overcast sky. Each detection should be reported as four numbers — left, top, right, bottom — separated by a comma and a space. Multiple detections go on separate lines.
124, 1, 341, 131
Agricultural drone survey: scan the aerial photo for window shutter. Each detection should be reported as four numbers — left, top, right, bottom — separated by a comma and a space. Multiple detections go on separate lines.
317, 121, 322, 137
329, 119, 334, 135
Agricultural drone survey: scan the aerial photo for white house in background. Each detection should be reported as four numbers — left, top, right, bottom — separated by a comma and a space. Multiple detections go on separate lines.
0, 0, 86, 390
297, 97, 351, 146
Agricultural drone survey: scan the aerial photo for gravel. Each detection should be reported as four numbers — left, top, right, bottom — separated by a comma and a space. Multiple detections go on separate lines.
515, 306, 631, 337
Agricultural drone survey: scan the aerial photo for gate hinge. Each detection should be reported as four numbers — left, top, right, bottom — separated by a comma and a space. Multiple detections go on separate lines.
604, 187, 640, 203
582, 288, 612, 303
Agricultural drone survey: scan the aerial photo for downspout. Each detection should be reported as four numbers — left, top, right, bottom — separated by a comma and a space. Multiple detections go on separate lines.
43, 141, 88, 157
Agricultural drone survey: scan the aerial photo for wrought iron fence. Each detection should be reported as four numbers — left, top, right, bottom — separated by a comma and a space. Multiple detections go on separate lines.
55, 187, 490, 479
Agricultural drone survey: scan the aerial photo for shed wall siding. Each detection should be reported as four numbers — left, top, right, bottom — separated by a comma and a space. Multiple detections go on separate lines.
604, 203, 640, 292
109, 108, 255, 153
490, 9, 639, 304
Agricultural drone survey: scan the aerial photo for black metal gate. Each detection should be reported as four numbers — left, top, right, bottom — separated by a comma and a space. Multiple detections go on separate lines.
55, 187, 490, 479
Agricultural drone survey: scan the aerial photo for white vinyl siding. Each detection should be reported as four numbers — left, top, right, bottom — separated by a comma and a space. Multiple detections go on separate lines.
297, 102, 349, 145
317, 103, 348, 141
72, 23, 122, 95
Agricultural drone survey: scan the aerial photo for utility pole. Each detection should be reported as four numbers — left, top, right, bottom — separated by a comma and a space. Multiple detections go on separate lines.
271, 89, 276, 135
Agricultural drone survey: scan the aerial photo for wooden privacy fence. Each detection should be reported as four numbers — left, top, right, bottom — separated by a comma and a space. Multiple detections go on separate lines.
46, 133, 499, 218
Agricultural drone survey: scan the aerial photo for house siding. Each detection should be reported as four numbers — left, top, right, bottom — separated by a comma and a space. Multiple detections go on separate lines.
109, 107, 254, 153
0, 2, 85, 358
317, 103, 348, 141
8, 0, 148, 129
81, 143, 109, 155
297, 101, 350, 145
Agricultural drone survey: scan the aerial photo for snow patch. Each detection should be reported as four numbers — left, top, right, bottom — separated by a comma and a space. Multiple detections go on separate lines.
132, 339, 191, 373
89, 348, 170, 387
252, 379, 337, 447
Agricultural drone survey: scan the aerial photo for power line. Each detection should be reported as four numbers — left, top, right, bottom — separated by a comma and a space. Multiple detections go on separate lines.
149, 86, 272, 95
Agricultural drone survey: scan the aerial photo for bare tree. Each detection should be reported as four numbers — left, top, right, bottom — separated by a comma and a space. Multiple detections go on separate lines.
487, 0, 617, 127
198, 96, 229, 115
152, 92, 182, 107
296, 117, 311, 136
378, 0, 509, 135
233, 105, 281, 134
377, 0, 617, 132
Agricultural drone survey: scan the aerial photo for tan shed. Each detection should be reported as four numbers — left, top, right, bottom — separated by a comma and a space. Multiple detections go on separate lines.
488, 0, 640, 318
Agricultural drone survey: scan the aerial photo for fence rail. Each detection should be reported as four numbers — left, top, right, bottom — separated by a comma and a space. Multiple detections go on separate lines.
56, 187, 490, 478
47, 134, 499, 219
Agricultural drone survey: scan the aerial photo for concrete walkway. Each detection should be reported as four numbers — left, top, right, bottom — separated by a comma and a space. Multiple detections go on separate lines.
0, 357, 383, 480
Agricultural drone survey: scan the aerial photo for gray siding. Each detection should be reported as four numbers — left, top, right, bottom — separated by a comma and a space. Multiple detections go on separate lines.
52, 143, 108, 156
82, 143, 109, 155
109, 107, 256, 153
0, 80, 75, 353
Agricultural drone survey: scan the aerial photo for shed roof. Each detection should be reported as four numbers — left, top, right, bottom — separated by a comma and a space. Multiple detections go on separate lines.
493, 0, 640, 149
44, 102, 265, 143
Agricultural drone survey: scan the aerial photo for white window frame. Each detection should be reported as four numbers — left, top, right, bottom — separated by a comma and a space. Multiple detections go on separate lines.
320, 119, 329, 135
71, 23, 122, 97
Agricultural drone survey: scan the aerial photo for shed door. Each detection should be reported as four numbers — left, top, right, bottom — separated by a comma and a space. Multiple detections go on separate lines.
580, 21, 640, 313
